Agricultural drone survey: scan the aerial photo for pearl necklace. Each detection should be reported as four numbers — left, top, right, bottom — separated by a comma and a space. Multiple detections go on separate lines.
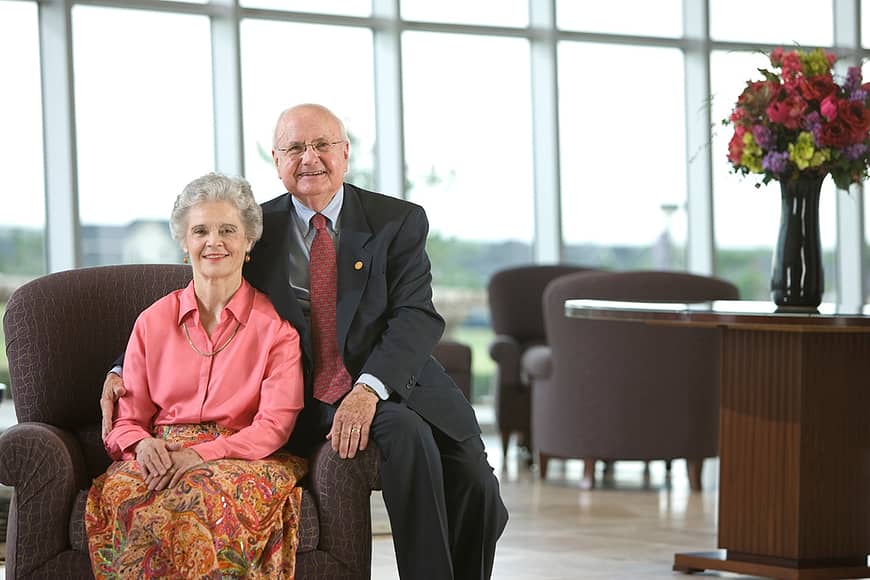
183, 321, 241, 357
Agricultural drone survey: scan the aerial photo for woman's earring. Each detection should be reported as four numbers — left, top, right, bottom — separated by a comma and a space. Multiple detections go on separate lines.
183, 253, 189, 264
245, 252, 251, 263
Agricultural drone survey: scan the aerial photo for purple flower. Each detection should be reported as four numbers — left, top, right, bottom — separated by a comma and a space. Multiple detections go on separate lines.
842, 143, 868, 161
845, 66, 863, 93
751, 125, 772, 149
850, 89, 867, 102
804, 111, 823, 144
763, 151, 790, 176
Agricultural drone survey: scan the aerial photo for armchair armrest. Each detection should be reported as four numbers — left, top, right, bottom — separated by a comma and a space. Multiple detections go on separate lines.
0, 422, 90, 578
307, 441, 381, 576
489, 335, 523, 383
521, 345, 553, 382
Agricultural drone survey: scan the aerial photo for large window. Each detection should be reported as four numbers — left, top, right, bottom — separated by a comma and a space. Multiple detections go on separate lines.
240, 20, 375, 202
559, 43, 687, 271
0, 0, 44, 391
0, 0, 45, 278
403, 31, 534, 401
72, 6, 214, 266
864, 0, 870, 48
709, 0, 833, 46
556, 0, 682, 38
401, 0, 528, 27
241, 0, 371, 16
9, 1, 870, 401
710, 50, 838, 301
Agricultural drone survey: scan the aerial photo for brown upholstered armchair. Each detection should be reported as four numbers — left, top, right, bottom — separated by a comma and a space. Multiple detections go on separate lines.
0, 265, 382, 579
487, 264, 594, 460
524, 270, 738, 490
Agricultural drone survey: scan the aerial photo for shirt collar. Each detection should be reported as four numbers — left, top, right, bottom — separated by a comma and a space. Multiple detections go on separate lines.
291, 185, 344, 233
177, 278, 256, 327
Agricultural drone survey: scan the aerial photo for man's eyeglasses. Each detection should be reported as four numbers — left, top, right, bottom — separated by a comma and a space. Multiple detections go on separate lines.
276, 140, 346, 159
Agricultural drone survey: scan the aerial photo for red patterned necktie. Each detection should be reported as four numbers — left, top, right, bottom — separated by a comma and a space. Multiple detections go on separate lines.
310, 213, 352, 404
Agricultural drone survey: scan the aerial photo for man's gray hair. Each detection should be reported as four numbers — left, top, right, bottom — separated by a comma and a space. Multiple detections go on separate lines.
169, 172, 263, 245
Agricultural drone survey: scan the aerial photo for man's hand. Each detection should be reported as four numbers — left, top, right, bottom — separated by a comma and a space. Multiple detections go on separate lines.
100, 372, 127, 439
327, 383, 378, 459
145, 446, 202, 491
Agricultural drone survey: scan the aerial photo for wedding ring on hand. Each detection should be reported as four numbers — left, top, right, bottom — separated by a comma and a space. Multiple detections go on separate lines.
351, 425, 361, 433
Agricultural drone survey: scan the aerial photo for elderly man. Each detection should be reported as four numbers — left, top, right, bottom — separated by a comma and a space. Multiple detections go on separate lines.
103, 103, 508, 579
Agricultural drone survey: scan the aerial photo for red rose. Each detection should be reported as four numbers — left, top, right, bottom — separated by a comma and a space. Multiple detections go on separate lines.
819, 119, 853, 148
799, 74, 837, 102
838, 99, 870, 142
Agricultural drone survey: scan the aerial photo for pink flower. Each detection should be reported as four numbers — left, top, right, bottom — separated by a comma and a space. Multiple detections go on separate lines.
727, 126, 746, 165
780, 52, 803, 82
820, 95, 838, 121
770, 47, 784, 66
766, 93, 806, 129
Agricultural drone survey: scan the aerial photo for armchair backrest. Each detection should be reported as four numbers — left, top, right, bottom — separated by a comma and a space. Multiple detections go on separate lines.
535, 270, 739, 460
3, 264, 192, 475
487, 265, 593, 342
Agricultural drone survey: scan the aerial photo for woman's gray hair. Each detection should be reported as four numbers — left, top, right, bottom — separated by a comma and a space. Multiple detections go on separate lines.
169, 172, 263, 245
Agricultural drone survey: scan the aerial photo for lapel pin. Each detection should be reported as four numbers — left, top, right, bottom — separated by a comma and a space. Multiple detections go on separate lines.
354, 261, 364, 270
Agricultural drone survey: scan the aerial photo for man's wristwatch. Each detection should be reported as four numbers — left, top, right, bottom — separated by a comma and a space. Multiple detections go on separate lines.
358, 383, 379, 400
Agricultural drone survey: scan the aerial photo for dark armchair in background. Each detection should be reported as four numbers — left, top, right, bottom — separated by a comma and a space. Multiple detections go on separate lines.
432, 340, 472, 401
524, 270, 738, 490
0, 265, 382, 579
486, 264, 594, 461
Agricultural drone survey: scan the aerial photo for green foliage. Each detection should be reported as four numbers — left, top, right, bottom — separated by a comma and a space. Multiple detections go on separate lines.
0, 228, 44, 276
427, 233, 532, 289
451, 325, 496, 403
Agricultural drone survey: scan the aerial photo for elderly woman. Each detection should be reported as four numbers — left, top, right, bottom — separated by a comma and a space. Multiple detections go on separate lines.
86, 173, 306, 578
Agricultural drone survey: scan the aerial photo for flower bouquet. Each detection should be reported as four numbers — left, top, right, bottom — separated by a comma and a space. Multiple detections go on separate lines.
723, 47, 870, 308
725, 47, 870, 189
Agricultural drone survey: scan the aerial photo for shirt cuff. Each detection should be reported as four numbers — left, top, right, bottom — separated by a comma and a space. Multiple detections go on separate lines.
110, 365, 123, 377
357, 373, 389, 400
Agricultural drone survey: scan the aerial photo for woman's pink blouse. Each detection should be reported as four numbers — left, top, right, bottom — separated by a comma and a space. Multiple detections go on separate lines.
105, 279, 304, 462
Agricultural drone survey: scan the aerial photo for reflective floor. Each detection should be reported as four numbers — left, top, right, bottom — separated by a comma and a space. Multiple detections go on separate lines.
372, 433, 771, 580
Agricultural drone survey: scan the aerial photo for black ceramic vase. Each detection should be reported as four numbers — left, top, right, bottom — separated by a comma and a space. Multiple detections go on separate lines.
770, 173, 824, 308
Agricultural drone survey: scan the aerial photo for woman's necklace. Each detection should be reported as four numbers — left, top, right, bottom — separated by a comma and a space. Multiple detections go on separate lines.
183, 320, 241, 357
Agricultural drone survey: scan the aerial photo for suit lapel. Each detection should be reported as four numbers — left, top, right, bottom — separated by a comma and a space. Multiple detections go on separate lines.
336, 184, 372, 351
245, 194, 312, 361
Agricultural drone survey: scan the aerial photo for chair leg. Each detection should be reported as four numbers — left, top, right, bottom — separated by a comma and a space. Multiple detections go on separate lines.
581, 458, 596, 490
500, 430, 511, 462
687, 459, 703, 491
538, 452, 551, 479
523, 429, 534, 467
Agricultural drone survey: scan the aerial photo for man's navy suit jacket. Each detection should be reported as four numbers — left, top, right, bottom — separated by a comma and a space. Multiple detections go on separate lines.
243, 183, 480, 455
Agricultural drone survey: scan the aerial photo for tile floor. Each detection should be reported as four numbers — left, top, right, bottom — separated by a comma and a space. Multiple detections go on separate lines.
371, 434, 754, 580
